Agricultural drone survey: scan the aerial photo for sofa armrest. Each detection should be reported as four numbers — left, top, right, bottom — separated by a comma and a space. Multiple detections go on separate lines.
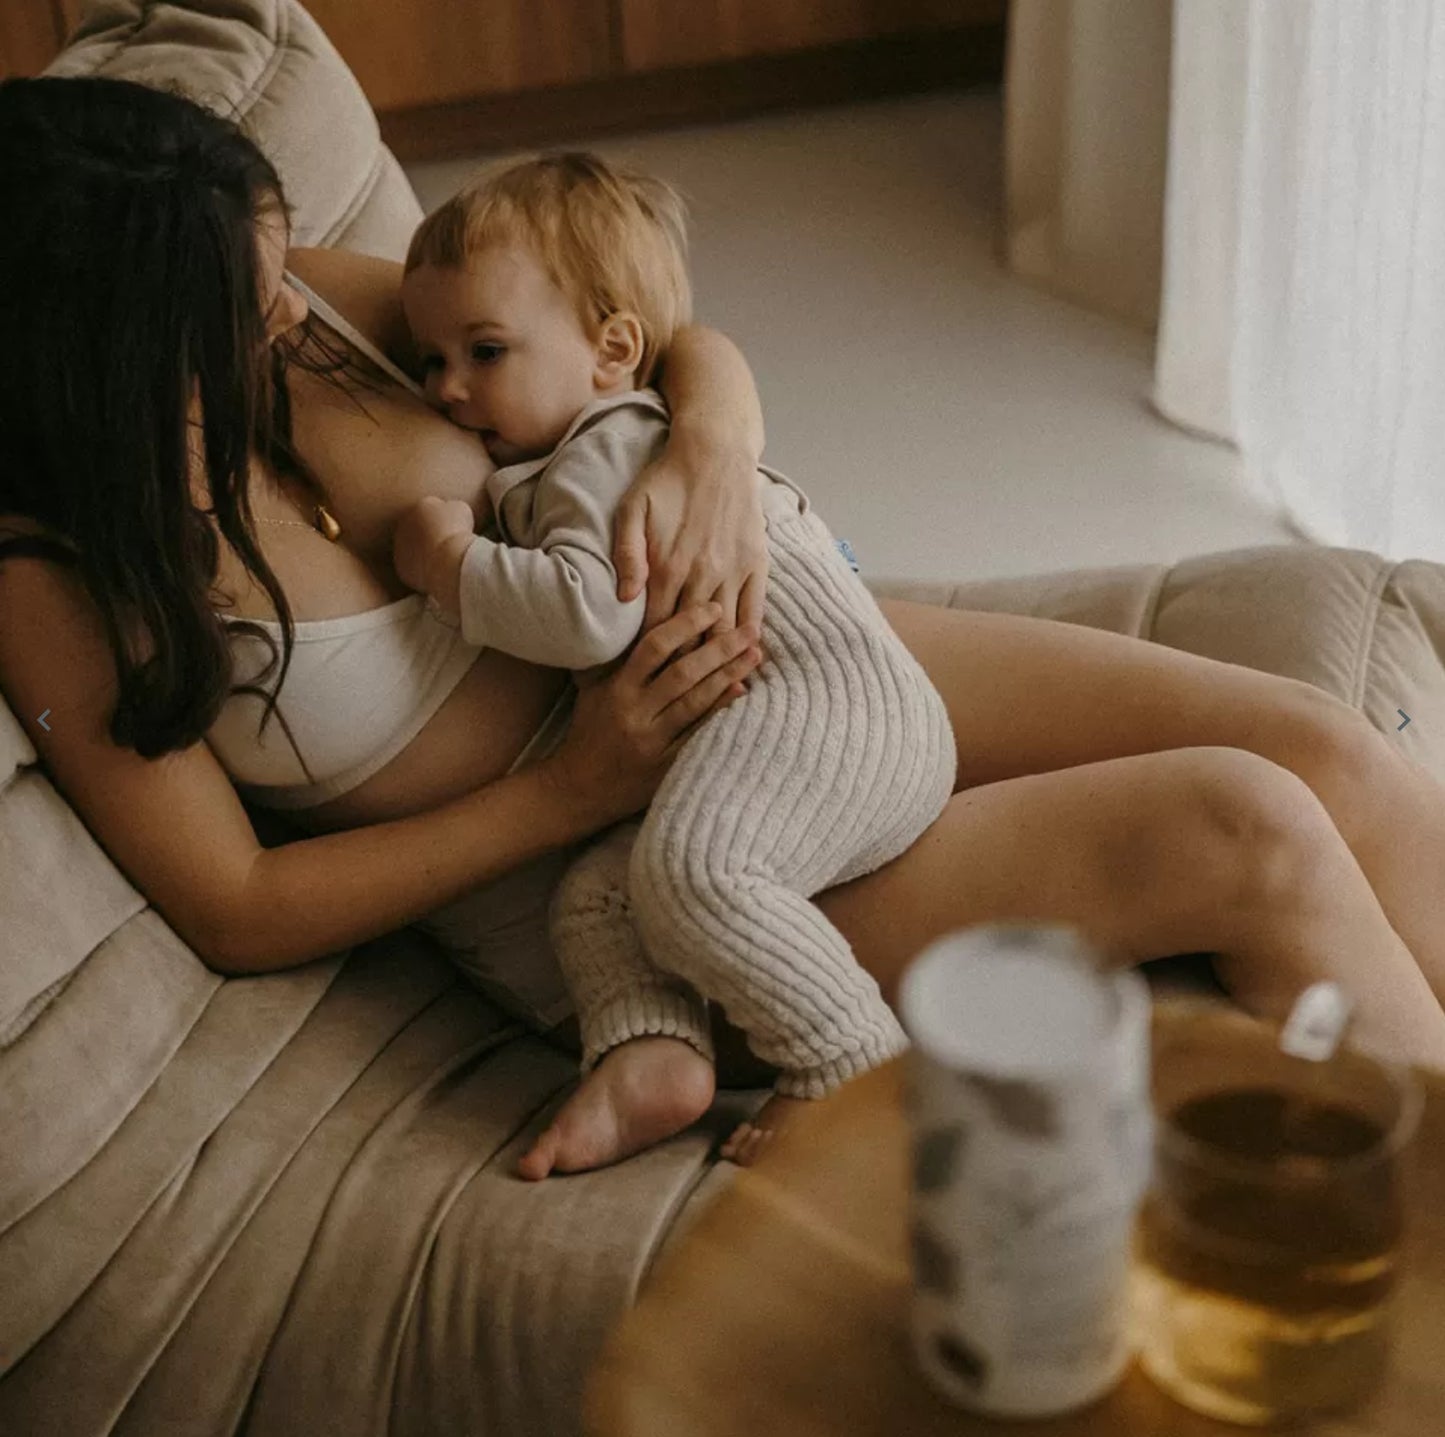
872, 543, 1445, 784
45, 0, 423, 257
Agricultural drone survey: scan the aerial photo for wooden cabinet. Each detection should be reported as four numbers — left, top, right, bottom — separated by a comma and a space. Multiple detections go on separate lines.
0, 0, 67, 80
5, 0, 1006, 157
618, 0, 1003, 73
300, 0, 613, 112
377, 0, 1006, 158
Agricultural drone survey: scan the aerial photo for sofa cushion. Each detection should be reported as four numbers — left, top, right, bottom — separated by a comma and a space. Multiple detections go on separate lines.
44, 0, 423, 258
0, 768, 147, 1047
0, 920, 741, 1437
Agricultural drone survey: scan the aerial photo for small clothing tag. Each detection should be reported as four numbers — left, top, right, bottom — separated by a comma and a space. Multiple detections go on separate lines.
835, 538, 861, 573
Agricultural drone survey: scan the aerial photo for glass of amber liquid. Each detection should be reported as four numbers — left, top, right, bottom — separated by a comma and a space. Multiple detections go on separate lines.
1133, 1004, 1422, 1426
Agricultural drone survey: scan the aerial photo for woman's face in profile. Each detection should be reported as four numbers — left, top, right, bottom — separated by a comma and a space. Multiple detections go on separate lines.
256, 205, 308, 344
188, 207, 311, 513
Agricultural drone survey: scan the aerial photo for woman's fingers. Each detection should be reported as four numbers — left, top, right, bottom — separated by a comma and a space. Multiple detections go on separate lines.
736, 565, 767, 637
643, 560, 689, 635
651, 631, 760, 719
626, 601, 723, 682
659, 649, 760, 745
612, 491, 650, 604
676, 564, 720, 619
706, 579, 741, 635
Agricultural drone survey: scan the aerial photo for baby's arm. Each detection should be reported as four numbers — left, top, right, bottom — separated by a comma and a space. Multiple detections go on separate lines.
393, 497, 476, 615
464, 424, 654, 667
393, 416, 658, 669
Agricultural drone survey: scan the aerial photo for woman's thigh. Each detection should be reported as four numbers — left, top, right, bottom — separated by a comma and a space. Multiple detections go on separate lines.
879, 597, 1359, 792
815, 744, 1312, 1003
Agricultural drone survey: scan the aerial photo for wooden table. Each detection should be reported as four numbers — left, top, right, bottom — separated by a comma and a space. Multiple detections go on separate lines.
586, 1046, 1445, 1436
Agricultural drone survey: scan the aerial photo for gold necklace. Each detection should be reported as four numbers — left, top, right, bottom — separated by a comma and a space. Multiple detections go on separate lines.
256, 500, 343, 542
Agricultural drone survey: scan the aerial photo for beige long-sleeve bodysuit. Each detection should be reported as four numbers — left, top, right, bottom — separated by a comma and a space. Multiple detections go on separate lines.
461, 389, 956, 1098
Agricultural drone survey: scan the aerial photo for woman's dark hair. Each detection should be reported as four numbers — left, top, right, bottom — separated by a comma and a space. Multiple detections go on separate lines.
0, 76, 311, 758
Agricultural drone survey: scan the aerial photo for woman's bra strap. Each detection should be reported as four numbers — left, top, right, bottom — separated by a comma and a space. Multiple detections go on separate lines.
285, 271, 425, 399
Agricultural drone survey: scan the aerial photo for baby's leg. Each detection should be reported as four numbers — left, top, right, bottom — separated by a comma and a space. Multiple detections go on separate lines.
628, 509, 954, 1110
630, 836, 910, 1101
551, 822, 714, 1073
518, 823, 715, 1180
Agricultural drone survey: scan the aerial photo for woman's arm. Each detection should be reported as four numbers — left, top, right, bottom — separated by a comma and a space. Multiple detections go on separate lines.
619, 325, 770, 634
657, 325, 765, 464
0, 558, 758, 975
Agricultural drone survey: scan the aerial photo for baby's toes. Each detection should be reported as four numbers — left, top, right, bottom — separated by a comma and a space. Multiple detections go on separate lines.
516, 1125, 561, 1182
735, 1125, 773, 1167
720, 1120, 755, 1162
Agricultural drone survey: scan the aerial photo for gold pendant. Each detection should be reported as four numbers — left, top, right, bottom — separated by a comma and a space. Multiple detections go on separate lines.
315, 503, 342, 542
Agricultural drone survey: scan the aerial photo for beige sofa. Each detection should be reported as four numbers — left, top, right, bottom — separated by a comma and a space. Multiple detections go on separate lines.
4, 5, 1445, 1435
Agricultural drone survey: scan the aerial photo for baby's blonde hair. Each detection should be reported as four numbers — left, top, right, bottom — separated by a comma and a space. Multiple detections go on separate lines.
406, 151, 692, 387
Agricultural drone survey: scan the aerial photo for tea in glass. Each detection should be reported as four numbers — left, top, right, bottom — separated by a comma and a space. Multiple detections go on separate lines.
1133, 1007, 1420, 1426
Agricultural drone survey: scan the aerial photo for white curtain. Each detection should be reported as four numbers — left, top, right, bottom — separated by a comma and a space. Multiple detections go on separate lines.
1004, 0, 1172, 331
1155, 0, 1445, 559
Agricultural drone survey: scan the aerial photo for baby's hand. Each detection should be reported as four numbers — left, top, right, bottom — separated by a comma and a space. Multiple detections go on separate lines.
393, 496, 476, 602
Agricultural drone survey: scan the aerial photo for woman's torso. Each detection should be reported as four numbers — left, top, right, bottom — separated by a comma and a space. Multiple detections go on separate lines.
169, 269, 571, 834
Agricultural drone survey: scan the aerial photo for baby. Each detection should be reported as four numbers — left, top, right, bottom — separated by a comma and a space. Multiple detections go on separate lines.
395, 152, 956, 1177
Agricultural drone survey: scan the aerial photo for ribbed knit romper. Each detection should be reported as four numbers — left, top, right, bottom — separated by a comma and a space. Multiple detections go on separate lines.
551, 478, 958, 1099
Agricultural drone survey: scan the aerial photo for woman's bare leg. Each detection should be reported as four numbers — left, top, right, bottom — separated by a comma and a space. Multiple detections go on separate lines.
881, 598, 1445, 1000
816, 745, 1445, 1069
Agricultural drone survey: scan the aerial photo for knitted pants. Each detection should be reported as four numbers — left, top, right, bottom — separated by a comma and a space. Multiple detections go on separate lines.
548, 501, 957, 1099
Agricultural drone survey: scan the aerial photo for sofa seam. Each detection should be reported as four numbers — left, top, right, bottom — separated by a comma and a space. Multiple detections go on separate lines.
1349, 557, 1394, 711
637, 1161, 714, 1293
241, 1009, 526, 1430
1133, 563, 1170, 640
374, 1023, 543, 1436
130, 978, 502, 1435
59, 954, 368, 1430
2, 923, 342, 1244
56, 0, 148, 76
0, 968, 80, 1051
226, 0, 290, 122
317, 148, 390, 249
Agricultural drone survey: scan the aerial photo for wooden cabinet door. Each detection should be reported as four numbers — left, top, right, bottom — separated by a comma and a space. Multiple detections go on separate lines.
618, 0, 1005, 73
0, 0, 66, 79
301, 0, 614, 113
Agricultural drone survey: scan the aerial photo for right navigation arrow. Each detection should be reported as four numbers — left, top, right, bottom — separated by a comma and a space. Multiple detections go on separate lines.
1397, 709, 1412, 731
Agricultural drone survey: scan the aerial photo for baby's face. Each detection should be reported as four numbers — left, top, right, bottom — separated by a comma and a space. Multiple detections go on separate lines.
402, 244, 601, 464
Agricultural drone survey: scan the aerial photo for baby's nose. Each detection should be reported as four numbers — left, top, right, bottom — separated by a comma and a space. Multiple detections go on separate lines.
437, 370, 470, 406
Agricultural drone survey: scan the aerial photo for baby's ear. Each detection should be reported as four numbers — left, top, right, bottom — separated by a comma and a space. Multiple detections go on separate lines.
595, 312, 645, 383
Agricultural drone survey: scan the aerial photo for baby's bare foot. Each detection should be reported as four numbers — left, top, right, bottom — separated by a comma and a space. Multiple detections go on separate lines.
516, 1036, 715, 1181
720, 1093, 808, 1167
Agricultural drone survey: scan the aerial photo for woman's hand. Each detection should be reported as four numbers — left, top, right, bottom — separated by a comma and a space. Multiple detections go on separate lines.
541, 602, 762, 824
612, 427, 769, 637
615, 324, 769, 636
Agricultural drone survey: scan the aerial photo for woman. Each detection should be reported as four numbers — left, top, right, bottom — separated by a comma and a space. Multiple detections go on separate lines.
3, 78, 1444, 1181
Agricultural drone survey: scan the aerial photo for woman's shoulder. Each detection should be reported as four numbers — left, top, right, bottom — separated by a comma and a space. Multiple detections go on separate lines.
286, 246, 421, 378
0, 517, 101, 720
0, 514, 78, 568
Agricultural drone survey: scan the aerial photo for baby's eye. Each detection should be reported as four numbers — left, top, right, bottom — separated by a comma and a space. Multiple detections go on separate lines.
418, 354, 443, 372
471, 341, 505, 364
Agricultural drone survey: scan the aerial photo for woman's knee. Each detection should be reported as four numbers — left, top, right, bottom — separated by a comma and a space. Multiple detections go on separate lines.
1166, 745, 1348, 913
